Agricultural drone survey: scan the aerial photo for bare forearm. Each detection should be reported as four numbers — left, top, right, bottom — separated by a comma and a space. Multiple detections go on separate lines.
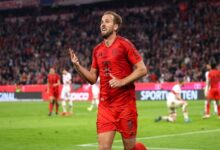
69, 48, 97, 84
109, 61, 147, 88
122, 66, 147, 86
74, 64, 97, 84
54, 80, 60, 87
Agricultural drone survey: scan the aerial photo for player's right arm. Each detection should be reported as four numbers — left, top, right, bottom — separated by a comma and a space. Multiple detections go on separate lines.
69, 48, 98, 84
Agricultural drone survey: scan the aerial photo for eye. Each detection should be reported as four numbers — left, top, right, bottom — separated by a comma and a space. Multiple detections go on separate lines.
105, 19, 110, 23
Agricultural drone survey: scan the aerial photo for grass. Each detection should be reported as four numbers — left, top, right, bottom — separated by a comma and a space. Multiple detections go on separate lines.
0, 100, 220, 150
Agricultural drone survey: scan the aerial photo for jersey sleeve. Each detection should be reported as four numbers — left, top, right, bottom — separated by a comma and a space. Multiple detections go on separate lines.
123, 39, 142, 65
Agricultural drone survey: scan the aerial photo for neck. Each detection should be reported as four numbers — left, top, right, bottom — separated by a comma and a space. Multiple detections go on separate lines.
104, 33, 117, 47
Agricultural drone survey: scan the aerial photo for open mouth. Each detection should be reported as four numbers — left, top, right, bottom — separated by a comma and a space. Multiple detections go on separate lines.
101, 28, 107, 31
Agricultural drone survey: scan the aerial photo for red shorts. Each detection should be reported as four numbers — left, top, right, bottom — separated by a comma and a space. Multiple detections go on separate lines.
208, 88, 220, 101
48, 87, 59, 99
97, 104, 137, 139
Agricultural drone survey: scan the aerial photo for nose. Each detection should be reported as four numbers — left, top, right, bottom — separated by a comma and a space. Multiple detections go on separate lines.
101, 23, 105, 28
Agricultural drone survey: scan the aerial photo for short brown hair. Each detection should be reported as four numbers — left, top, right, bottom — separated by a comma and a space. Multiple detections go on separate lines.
103, 11, 122, 32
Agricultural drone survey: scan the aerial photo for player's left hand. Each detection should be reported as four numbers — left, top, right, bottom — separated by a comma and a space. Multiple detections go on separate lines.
109, 74, 125, 88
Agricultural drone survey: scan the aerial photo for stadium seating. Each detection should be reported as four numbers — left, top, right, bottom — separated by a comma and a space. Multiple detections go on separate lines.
0, 0, 219, 85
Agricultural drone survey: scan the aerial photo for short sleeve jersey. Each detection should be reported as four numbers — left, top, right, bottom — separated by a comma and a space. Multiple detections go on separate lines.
91, 36, 142, 107
208, 69, 220, 89
62, 73, 71, 86
48, 73, 60, 89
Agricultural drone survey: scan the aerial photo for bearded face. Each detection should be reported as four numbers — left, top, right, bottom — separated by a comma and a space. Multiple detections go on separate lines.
100, 14, 117, 39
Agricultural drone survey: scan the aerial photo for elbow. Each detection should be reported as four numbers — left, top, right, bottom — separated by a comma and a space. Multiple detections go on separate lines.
141, 66, 148, 77
89, 80, 96, 85
88, 78, 97, 85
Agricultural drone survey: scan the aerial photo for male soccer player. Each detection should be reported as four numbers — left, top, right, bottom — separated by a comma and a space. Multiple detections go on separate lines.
155, 77, 190, 123
61, 68, 73, 116
204, 60, 220, 119
87, 77, 100, 111
47, 67, 60, 116
69, 11, 147, 150
203, 64, 218, 118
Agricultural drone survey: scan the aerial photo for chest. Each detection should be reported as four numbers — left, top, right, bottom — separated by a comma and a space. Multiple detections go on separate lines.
63, 75, 69, 81
49, 75, 58, 83
96, 47, 127, 64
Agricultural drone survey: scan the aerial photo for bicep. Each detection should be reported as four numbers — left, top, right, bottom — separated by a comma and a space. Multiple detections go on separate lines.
134, 60, 147, 72
130, 60, 147, 80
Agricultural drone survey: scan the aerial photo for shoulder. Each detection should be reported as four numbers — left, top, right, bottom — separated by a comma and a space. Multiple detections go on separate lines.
56, 74, 60, 78
93, 42, 103, 51
67, 73, 72, 78
209, 70, 217, 76
205, 71, 209, 76
173, 84, 180, 89
117, 36, 137, 51
117, 36, 134, 45
92, 42, 103, 56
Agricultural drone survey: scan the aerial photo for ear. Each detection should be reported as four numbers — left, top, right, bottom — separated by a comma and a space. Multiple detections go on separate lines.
114, 24, 119, 31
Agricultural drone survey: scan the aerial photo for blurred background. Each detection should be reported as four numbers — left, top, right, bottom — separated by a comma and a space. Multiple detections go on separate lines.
0, 0, 219, 86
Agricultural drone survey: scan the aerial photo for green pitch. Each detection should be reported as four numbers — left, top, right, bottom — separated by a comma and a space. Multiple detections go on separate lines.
0, 100, 220, 150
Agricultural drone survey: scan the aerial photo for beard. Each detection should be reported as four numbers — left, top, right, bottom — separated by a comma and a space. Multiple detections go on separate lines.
101, 30, 113, 39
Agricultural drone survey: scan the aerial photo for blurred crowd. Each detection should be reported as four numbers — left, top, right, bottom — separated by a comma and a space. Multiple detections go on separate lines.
0, 0, 219, 85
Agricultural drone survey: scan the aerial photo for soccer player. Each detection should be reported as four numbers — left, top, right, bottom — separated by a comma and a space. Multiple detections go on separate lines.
87, 77, 100, 111
69, 11, 147, 150
155, 77, 191, 123
204, 60, 220, 119
61, 68, 73, 116
47, 67, 61, 116
203, 64, 218, 118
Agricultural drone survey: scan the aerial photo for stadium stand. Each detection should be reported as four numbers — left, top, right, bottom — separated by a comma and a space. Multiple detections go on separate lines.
0, 0, 219, 85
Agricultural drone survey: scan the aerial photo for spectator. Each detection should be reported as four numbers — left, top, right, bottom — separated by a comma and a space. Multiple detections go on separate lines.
0, 0, 219, 84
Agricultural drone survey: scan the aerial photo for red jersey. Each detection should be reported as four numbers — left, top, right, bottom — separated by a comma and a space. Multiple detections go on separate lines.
47, 73, 60, 99
208, 69, 220, 89
47, 73, 60, 89
92, 36, 142, 108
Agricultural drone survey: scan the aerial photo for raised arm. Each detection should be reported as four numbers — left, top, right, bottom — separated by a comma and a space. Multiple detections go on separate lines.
69, 48, 98, 84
